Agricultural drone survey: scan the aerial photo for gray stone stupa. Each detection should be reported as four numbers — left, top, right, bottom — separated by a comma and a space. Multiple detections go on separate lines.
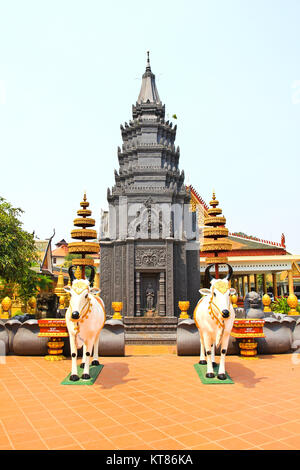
99, 53, 200, 343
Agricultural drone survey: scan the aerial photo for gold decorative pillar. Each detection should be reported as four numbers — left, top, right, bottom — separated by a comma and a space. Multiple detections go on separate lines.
242, 276, 246, 298
94, 271, 100, 290
236, 277, 240, 297
263, 273, 267, 295
272, 273, 278, 298
288, 270, 294, 295
247, 275, 251, 293
254, 274, 259, 293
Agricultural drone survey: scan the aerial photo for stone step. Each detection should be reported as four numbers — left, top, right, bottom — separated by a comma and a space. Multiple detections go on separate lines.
125, 332, 177, 345
125, 345, 177, 355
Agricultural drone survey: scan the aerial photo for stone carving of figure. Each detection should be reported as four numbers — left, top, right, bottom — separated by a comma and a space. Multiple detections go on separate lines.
146, 283, 155, 311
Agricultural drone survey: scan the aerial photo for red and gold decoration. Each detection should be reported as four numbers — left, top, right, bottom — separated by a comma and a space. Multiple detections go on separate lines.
231, 319, 265, 359
112, 302, 123, 320
179, 301, 190, 319
201, 191, 232, 278
68, 192, 99, 279
38, 319, 68, 361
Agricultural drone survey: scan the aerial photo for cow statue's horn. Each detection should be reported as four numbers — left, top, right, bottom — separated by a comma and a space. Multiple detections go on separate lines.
68, 265, 76, 284
204, 263, 233, 284
204, 264, 215, 287
224, 263, 233, 281
204, 264, 215, 282
88, 266, 95, 287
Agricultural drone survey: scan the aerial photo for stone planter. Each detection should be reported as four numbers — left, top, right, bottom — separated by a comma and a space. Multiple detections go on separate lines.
256, 315, 295, 354
5, 319, 21, 352
98, 319, 125, 356
13, 320, 48, 355
0, 320, 9, 355
291, 317, 300, 351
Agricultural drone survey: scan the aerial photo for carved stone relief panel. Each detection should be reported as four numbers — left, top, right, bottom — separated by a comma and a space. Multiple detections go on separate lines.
135, 247, 166, 268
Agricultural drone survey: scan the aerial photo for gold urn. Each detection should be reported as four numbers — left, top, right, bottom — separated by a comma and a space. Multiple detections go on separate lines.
287, 294, 299, 315
1, 296, 12, 319
178, 301, 190, 319
112, 302, 123, 320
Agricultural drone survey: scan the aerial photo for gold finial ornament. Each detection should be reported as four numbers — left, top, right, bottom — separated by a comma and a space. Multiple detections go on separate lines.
287, 294, 299, 315
1, 296, 12, 319
231, 294, 238, 308
262, 294, 272, 312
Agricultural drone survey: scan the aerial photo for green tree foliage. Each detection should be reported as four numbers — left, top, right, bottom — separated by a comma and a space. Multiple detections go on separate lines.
63, 253, 79, 268
0, 197, 52, 305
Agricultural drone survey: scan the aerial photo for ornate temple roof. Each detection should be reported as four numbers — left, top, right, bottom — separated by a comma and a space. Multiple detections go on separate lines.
137, 52, 161, 105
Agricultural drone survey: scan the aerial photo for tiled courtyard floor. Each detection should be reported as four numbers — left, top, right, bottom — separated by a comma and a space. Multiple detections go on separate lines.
1, 347, 300, 450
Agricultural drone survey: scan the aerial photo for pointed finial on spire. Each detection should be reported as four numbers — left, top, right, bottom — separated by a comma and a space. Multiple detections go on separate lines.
210, 190, 219, 207
146, 51, 151, 72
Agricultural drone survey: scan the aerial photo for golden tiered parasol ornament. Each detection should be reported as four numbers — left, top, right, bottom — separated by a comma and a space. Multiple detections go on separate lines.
201, 191, 232, 279
68, 192, 100, 280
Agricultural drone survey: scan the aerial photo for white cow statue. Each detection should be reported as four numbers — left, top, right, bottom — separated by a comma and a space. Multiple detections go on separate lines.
64, 266, 106, 381
194, 264, 236, 380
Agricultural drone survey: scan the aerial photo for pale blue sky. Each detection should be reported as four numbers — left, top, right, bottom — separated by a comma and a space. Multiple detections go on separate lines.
0, 0, 300, 253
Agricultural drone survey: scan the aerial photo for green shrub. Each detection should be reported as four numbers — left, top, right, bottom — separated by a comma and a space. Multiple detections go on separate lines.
271, 296, 300, 314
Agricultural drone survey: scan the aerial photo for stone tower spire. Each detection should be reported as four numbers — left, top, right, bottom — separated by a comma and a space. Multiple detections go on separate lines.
108, 52, 187, 210
137, 51, 161, 105
100, 55, 199, 321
